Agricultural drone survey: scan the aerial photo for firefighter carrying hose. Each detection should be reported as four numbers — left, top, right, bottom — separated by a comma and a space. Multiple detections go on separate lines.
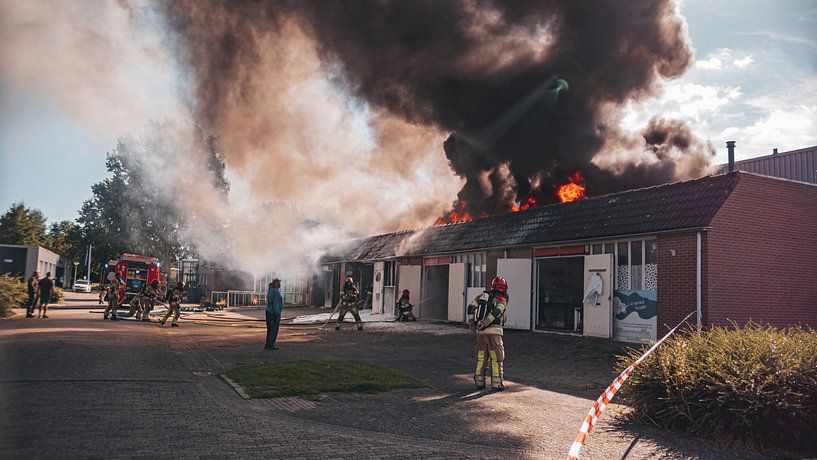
467, 276, 509, 391
335, 275, 363, 331
396, 289, 416, 322
160, 281, 184, 327
141, 280, 159, 322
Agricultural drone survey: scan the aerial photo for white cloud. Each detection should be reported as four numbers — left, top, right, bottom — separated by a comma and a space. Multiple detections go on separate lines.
732, 55, 755, 68
694, 48, 755, 71
719, 105, 817, 158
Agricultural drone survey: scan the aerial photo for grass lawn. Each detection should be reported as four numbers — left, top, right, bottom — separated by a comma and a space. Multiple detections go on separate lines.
226, 359, 427, 400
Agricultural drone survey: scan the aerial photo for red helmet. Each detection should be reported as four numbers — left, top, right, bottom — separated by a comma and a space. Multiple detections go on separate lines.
176, 281, 184, 289
491, 276, 507, 292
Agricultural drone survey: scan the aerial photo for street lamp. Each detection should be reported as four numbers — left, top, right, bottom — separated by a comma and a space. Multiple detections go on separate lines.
73, 261, 79, 287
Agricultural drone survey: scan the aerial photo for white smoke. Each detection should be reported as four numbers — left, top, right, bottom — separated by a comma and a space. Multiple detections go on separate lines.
1, 1, 460, 276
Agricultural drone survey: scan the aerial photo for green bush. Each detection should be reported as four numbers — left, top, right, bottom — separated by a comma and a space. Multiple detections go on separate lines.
0, 274, 27, 317
52, 286, 64, 303
617, 324, 817, 453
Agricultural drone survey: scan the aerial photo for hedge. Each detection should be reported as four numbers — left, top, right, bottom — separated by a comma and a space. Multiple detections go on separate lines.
617, 323, 817, 454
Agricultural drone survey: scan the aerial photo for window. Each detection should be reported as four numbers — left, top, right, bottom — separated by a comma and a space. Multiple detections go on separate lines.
617, 242, 629, 289
591, 243, 602, 254
453, 253, 486, 288
383, 261, 395, 287
645, 240, 657, 290
630, 241, 643, 290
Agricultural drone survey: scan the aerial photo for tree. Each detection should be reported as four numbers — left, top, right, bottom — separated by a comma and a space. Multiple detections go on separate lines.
44, 220, 83, 261
77, 122, 230, 277
0, 202, 47, 246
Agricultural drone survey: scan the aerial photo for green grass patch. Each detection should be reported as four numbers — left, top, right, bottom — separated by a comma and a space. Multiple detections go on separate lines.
226, 359, 427, 400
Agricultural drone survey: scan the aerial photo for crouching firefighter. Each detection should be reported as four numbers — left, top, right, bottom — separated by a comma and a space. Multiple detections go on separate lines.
396, 289, 416, 322
467, 276, 508, 391
335, 276, 363, 331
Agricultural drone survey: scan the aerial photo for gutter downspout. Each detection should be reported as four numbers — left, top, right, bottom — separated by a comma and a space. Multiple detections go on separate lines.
696, 232, 702, 331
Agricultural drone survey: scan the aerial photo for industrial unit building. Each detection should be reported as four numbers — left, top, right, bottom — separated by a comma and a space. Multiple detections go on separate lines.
0, 244, 69, 286
323, 171, 817, 342
718, 145, 817, 184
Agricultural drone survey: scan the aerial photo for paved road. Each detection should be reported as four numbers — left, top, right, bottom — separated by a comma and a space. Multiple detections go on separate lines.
0, 293, 761, 459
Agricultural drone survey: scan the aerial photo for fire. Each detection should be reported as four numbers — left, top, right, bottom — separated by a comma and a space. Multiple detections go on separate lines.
435, 200, 472, 225
511, 196, 537, 212
557, 172, 586, 203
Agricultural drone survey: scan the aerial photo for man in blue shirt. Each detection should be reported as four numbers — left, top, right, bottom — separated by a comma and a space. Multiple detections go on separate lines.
265, 279, 283, 350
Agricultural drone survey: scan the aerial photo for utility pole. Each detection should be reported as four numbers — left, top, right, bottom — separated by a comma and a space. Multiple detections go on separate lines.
86, 243, 92, 282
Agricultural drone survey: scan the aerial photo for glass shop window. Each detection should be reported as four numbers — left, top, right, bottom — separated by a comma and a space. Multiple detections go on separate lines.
383, 261, 395, 287
617, 242, 629, 290
645, 240, 657, 290
630, 240, 643, 290
591, 243, 603, 255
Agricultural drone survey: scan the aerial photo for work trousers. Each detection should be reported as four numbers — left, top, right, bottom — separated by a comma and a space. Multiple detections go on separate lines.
104, 292, 119, 318
336, 303, 362, 329
162, 301, 180, 324
265, 311, 281, 349
474, 333, 505, 385
141, 299, 154, 321
27, 292, 38, 315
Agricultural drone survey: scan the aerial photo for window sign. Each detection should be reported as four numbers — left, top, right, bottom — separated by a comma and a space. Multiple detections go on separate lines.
613, 290, 657, 342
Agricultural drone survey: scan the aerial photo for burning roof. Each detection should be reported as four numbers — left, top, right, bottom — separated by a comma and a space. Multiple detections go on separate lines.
323, 172, 741, 263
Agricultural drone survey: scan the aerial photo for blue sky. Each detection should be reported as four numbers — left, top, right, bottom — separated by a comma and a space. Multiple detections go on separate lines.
1, 0, 815, 224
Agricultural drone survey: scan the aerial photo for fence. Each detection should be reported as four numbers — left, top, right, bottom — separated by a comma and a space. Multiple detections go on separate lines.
210, 290, 267, 308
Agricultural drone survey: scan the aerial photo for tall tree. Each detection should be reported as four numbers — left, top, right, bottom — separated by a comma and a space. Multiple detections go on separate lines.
44, 220, 83, 261
0, 202, 47, 246
77, 122, 230, 276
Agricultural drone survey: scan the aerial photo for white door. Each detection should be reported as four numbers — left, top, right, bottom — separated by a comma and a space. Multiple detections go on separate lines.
398, 265, 422, 317
372, 261, 384, 314
447, 263, 466, 322
583, 254, 614, 338
497, 259, 532, 330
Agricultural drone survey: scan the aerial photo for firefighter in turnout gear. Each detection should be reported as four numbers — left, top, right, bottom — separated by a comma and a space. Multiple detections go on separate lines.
335, 276, 363, 331
467, 276, 509, 391
396, 289, 416, 322
103, 272, 123, 321
126, 286, 145, 319
142, 280, 159, 322
160, 281, 184, 327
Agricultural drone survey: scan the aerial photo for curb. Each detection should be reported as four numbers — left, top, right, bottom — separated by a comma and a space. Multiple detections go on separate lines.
220, 374, 251, 399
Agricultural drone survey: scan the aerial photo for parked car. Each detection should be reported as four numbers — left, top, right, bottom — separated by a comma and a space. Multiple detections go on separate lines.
73, 279, 91, 293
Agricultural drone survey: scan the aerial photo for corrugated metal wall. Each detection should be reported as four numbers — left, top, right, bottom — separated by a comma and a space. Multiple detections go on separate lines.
718, 146, 817, 183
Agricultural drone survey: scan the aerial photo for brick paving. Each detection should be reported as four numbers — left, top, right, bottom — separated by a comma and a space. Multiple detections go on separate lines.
0, 294, 763, 459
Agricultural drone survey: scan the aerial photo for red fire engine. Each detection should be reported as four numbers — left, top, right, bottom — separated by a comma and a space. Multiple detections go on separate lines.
103, 254, 162, 304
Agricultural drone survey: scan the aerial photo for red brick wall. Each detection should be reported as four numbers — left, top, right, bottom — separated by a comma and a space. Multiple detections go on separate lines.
706, 174, 817, 328
657, 232, 701, 333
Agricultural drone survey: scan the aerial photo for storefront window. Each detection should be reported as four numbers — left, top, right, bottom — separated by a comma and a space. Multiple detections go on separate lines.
383, 261, 395, 287
617, 242, 629, 290
591, 243, 602, 254
453, 253, 485, 288
645, 240, 657, 290
630, 241, 643, 290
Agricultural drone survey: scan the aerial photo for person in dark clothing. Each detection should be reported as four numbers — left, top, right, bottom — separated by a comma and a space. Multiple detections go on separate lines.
26, 271, 40, 318
265, 279, 283, 350
38, 272, 55, 319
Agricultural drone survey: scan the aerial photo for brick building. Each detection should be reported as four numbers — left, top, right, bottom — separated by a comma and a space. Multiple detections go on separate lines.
324, 171, 817, 342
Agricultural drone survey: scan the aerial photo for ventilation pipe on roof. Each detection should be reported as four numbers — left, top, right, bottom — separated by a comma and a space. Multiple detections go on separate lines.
726, 141, 736, 173
773, 148, 778, 155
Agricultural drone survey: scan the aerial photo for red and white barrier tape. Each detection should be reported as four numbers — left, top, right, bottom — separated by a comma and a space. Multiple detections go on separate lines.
567, 311, 696, 460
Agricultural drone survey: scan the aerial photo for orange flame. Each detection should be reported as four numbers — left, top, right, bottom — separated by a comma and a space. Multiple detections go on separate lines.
557, 172, 586, 203
511, 196, 537, 212
435, 200, 472, 225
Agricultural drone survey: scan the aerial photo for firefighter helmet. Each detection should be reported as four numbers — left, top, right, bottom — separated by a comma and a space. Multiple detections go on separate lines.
491, 276, 508, 292
345, 276, 354, 284
176, 281, 184, 289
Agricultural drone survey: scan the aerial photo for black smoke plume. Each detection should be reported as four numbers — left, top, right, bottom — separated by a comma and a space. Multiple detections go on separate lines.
165, 0, 713, 222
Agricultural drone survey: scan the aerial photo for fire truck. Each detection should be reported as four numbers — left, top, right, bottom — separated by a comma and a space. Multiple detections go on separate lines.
103, 254, 162, 305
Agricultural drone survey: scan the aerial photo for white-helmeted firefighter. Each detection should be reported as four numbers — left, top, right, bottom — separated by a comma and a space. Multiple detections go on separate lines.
335, 275, 363, 331
103, 271, 123, 321
467, 276, 509, 391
